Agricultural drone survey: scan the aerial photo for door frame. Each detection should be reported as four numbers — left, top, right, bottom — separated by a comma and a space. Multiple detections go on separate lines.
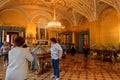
0, 26, 25, 47
78, 30, 90, 52
7, 31, 19, 44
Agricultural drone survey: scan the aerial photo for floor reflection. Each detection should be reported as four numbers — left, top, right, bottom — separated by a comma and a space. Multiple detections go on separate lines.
0, 53, 120, 80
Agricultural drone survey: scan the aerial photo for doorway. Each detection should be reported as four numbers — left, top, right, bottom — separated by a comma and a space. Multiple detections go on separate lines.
6, 32, 18, 44
78, 30, 90, 52
0, 26, 25, 47
60, 32, 72, 50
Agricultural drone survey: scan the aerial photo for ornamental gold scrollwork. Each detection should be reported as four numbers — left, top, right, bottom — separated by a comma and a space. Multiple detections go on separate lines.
0, 0, 9, 5
40, 0, 69, 8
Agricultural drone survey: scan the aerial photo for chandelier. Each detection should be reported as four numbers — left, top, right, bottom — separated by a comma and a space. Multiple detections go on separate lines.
47, 0, 64, 29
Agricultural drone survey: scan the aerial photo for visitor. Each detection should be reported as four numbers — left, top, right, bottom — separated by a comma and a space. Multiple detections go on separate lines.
31, 45, 39, 71
61, 42, 67, 59
70, 44, 76, 60
5, 36, 33, 80
83, 43, 89, 59
50, 37, 63, 80
1, 41, 10, 67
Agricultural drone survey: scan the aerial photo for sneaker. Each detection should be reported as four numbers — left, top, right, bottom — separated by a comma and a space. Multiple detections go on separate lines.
56, 78, 60, 80
50, 75, 55, 78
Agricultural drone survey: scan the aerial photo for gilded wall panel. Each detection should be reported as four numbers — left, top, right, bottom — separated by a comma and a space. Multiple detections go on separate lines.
99, 7, 119, 47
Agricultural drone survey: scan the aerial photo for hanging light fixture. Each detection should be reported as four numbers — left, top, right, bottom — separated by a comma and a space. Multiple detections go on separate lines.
47, 0, 64, 29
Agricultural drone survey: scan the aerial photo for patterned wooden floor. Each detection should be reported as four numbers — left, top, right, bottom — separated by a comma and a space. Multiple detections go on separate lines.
0, 53, 120, 80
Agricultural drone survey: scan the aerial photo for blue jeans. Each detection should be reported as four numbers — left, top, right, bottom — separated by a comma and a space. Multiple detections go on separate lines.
52, 59, 60, 78
32, 54, 38, 70
28, 54, 38, 70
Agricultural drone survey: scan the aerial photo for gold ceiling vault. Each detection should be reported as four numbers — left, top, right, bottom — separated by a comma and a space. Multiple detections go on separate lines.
0, 0, 120, 27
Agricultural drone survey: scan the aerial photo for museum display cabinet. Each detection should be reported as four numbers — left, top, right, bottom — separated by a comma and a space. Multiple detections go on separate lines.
33, 46, 51, 74
90, 45, 120, 62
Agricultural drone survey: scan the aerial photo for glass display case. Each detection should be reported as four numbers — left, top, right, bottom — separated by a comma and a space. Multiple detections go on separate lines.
32, 45, 51, 74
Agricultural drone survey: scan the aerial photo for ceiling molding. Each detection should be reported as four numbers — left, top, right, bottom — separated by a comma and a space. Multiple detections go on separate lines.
0, 0, 119, 27
0, 7, 30, 22
0, 0, 10, 7
100, 0, 118, 11
29, 10, 52, 22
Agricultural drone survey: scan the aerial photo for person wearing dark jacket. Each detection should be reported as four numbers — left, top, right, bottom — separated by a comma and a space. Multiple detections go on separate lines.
70, 44, 76, 60
83, 43, 89, 59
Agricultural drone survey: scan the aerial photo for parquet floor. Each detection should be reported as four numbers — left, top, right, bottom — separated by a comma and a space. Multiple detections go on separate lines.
0, 53, 120, 80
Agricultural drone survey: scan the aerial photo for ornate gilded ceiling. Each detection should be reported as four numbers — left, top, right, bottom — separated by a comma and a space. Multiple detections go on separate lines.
0, 0, 119, 27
